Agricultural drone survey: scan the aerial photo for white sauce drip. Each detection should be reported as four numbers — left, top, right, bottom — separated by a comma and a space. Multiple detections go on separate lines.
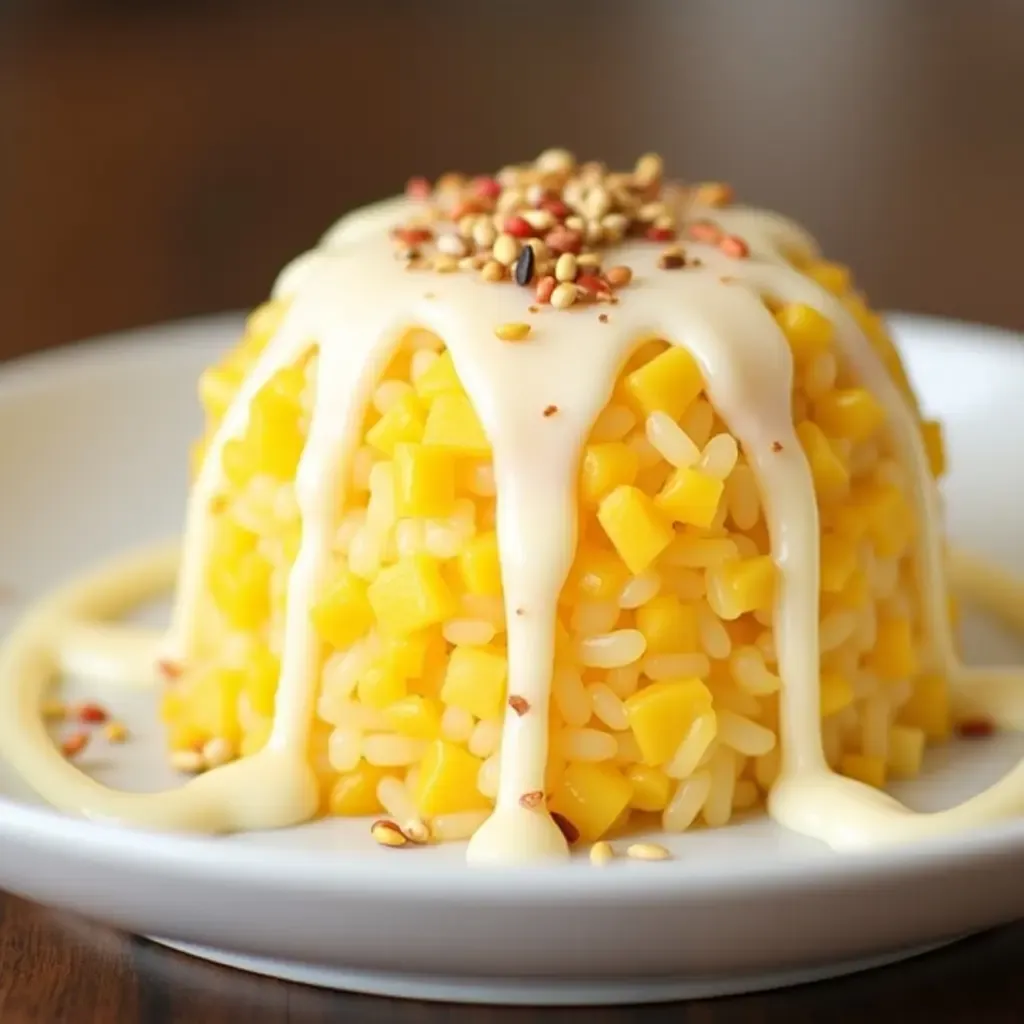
2, 194, 1024, 862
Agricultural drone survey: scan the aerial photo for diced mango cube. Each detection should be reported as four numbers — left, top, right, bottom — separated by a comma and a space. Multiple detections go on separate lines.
311, 569, 374, 649
820, 534, 857, 593
380, 632, 432, 679
356, 661, 408, 709
921, 420, 946, 478
393, 442, 456, 518
899, 674, 950, 741
570, 546, 630, 601
386, 695, 443, 739
655, 467, 724, 527
625, 765, 672, 811
796, 421, 849, 501
774, 304, 834, 365
458, 531, 503, 595
328, 762, 387, 816
414, 740, 490, 816
548, 763, 634, 841
580, 442, 640, 505
815, 388, 886, 442
440, 645, 508, 720
597, 485, 675, 575
368, 555, 456, 635
858, 483, 914, 558
887, 724, 926, 778
870, 616, 918, 680
806, 261, 852, 296
635, 595, 699, 654
366, 392, 425, 456
707, 556, 775, 620
839, 753, 886, 789
624, 346, 703, 420
819, 671, 854, 717
423, 393, 490, 455
414, 349, 464, 401
624, 678, 713, 766
208, 550, 272, 629
242, 645, 280, 717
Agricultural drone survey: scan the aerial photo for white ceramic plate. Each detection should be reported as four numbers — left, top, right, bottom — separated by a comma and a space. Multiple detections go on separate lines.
1, 312, 1024, 1006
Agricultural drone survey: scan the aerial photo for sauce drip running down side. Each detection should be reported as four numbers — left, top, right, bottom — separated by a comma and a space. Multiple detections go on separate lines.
1, 192, 1023, 862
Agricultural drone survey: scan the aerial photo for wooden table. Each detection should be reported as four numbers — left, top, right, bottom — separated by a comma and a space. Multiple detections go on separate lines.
0, 893, 1021, 1022
3, 3, 1024, 1021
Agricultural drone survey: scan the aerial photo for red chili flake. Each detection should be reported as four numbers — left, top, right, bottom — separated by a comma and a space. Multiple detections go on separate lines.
393, 227, 433, 247
545, 228, 583, 255
598, 313, 610, 324
519, 790, 545, 810
156, 658, 183, 680
504, 215, 536, 239
405, 176, 432, 199
957, 718, 996, 738
771, 441, 784, 453
471, 176, 502, 200
508, 695, 531, 716
687, 221, 723, 244
576, 274, 611, 297
540, 197, 570, 219
543, 405, 559, 418
551, 811, 580, 846
535, 275, 557, 304
61, 731, 89, 759
646, 225, 676, 242
719, 234, 750, 259
77, 703, 109, 725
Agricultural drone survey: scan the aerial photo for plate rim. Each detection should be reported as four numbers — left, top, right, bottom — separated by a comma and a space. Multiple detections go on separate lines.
1, 310, 1024, 902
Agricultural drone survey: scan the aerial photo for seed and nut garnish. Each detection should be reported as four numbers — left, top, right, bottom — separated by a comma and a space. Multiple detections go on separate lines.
494, 322, 532, 342
60, 731, 89, 760
626, 842, 672, 862
508, 694, 531, 716
589, 841, 614, 866
371, 819, 409, 848
389, 150, 746, 331
543, 404, 559, 418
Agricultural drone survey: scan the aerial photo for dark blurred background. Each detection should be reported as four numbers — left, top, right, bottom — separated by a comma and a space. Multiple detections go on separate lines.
3, 1, 1024, 359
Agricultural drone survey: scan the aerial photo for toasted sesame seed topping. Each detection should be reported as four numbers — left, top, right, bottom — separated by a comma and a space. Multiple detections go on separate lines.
519, 790, 545, 810
626, 842, 672, 862
392, 151, 738, 308
104, 720, 129, 744
543, 404, 559, 417
371, 819, 409, 848
589, 841, 614, 866
598, 313, 610, 324
495, 322, 532, 342
550, 282, 578, 310
60, 731, 89, 759
658, 246, 686, 270
508, 694, 531, 716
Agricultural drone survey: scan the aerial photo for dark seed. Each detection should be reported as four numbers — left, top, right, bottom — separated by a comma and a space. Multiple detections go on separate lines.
551, 811, 580, 845
514, 244, 535, 286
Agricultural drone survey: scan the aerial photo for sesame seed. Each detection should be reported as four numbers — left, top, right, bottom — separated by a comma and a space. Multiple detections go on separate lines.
528, 304, 540, 314
543, 404, 558, 417
550, 282, 579, 309
605, 265, 632, 288
77, 702, 109, 724
626, 842, 672, 862
590, 841, 614, 866
555, 253, 578, 283
371, 819, 408, 848
104, 720, 129, 744
598, 313, 609, 323
60, 731, 89, 759
494, 322, 532, 342
519, 790, 545, 810
401, 818, 431, 844
576, 252, 602, 269
508, 695, 530, 716
514, 244, 535, 286
41, 699, 66, 721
